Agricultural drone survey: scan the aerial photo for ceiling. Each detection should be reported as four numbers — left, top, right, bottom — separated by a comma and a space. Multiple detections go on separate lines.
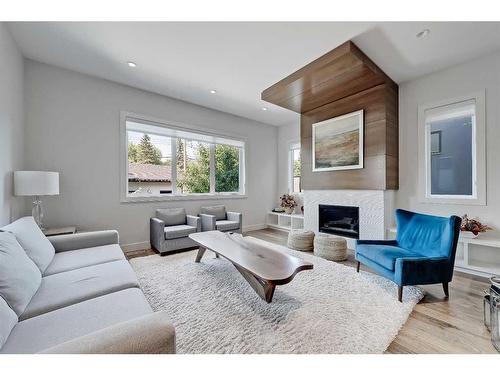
8, 22, 500, 126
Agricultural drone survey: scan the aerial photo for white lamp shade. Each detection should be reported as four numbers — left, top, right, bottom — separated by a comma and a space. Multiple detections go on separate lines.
14, 171, 60, 196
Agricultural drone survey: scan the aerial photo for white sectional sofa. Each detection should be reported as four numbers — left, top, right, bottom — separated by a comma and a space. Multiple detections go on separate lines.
0, 217, 175, 354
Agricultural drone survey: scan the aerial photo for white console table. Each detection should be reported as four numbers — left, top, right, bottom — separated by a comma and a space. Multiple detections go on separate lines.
389, 228, 500, 277
455, 236, 500, 277
267, 211, 304, 232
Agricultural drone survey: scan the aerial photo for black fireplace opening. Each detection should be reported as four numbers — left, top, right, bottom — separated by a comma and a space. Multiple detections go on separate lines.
319, 204, 359, 239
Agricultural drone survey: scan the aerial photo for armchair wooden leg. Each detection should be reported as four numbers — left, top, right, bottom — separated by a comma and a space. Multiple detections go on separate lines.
356, 261, 360, 273
398, 286, 403, 302
442, 282, 449, 298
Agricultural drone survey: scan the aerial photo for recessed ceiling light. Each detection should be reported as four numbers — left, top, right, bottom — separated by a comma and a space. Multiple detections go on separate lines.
210, 89, 217, 94
127, 61, 137, 68
262, 107, 268, 111
416, 29, 430, 39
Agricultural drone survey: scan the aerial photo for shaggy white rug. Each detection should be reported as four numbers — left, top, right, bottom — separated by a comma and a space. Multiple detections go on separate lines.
130, 237, 424, 354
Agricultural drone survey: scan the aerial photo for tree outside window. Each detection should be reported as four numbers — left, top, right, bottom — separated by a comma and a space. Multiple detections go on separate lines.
291, 147, 301, 193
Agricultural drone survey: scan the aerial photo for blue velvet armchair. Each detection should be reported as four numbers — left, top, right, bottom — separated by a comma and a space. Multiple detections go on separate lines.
355, 209, 462, 302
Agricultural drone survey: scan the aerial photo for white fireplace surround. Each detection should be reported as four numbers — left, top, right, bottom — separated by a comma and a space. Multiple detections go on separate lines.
303, 190, 395, 248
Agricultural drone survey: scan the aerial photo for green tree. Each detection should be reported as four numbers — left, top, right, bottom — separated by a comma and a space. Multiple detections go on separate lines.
294, 158, 301, 177
177, 142, 210, 193
215, 145, 239, 192
131, 134, 162, 165
176, 143, 240, 193
128, 143, 139, 163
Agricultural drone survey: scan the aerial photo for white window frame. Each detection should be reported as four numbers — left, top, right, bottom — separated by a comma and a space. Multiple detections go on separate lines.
120, 111, 247, 202
288, 142, 302, 194
417, 91, 486, 205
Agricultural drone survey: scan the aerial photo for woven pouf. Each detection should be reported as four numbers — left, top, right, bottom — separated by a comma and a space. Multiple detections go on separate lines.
314, 234, 347, 261
287, 230, 315, 252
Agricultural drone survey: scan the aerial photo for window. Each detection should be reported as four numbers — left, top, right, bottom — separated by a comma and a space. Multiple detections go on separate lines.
418, 92, 486, 205
289, 143, 301, 193
215, 144, 241, 193
120, 113, 246, 201
177, 139, 211, 194
127, 131, 173, 196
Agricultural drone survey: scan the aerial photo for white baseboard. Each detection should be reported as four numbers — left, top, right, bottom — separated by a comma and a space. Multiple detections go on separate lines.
242, 223, 267, 232
121, 241, 151, 253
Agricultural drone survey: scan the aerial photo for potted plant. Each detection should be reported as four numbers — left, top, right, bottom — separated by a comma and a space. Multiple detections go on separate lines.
280, 193, 297, 215
460, 214, 491, 238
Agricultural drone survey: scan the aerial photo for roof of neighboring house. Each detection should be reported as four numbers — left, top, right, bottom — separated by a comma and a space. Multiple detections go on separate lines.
128, 163, 171, 182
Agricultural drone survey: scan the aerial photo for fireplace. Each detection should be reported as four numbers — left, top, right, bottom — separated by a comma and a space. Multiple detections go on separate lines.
318, 204, 359, 239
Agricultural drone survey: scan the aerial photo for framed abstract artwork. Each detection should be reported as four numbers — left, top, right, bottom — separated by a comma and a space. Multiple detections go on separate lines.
312, 109, 364, 172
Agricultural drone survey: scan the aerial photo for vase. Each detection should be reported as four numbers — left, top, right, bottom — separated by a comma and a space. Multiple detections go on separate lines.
285, 207, 294, 215
460, 231, 479, 239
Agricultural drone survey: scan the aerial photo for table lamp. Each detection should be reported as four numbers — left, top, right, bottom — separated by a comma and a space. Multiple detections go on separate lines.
14, 171, 60, 230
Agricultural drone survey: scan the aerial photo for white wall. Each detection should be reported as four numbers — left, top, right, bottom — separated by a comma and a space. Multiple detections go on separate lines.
0, 24, 24, 226
24, 60, 278, 249
398, 51, 500, 230
277, 122, 300, 195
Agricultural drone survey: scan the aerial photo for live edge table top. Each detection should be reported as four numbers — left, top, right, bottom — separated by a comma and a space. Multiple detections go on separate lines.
189, 231, 313, 302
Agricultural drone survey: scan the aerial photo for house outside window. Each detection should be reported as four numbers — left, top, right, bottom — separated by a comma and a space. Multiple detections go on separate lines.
418, 91, 486, 205
120, 112, 246, 202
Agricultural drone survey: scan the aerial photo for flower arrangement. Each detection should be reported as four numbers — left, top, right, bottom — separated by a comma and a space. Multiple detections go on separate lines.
280, 193, 297, 214
461, 214, 491, 237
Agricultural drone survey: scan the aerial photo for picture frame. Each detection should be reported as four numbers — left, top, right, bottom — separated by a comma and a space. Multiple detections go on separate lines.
312, 109, 364, 172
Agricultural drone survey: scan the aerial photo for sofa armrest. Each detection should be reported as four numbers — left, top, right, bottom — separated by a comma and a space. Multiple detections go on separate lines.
394, 256, 452, 286
227, 212, 242, 229
187, 215, 201, 232
48, 230, 119, 253
150, 217, 165, 251
199, 214, 216, 232
356, 239, 398, 247
40, 312, 175, 354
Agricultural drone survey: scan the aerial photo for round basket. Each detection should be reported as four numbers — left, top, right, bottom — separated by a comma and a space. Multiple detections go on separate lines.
313, 234, 347, 261
287, 230, 315, 252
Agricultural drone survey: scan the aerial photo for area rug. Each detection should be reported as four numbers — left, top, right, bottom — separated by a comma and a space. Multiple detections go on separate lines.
129, 237, 424, 353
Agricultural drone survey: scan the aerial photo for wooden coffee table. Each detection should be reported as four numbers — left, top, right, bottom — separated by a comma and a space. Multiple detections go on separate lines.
189, 231, 313, 303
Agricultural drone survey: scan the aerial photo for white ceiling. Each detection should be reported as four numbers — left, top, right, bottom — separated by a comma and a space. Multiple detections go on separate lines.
8, 22, 500, 126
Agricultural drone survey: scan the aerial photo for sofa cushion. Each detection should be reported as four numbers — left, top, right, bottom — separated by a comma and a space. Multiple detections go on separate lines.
43, 244, 125, 276
20, 260, 139, 320
200, 205, 226, 221
356, 244, 421, 271
1, 288, 152, 354
216, 220, 240, 232
0, 232, 42, 316
1, 216, 55, 273
0, 296, 18, 350
156, 208, 186, 226
164, 225, 197, 240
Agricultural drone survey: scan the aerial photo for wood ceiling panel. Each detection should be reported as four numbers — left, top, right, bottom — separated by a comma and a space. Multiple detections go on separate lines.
262, 41, 392, 114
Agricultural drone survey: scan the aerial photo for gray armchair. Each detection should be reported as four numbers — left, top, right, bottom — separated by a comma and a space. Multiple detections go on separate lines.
150, 208, 201, 255
199, 205, 242, 233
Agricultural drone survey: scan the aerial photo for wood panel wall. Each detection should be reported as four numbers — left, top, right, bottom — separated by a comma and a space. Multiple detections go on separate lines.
301, 83, 398, 190
262, 41, 399, 190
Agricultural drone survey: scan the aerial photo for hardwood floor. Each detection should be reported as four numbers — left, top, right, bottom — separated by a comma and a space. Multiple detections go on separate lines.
245, 228, 497, 354
126, 228, 496, 354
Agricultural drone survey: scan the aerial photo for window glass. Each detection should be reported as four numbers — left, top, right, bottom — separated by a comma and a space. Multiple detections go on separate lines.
125, 118, 245, 199
176, 140, 211, 194
127, 131, 172, 197
215, 144, 240, 193
291, 146, 301, 193
426, 101, 475, 197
